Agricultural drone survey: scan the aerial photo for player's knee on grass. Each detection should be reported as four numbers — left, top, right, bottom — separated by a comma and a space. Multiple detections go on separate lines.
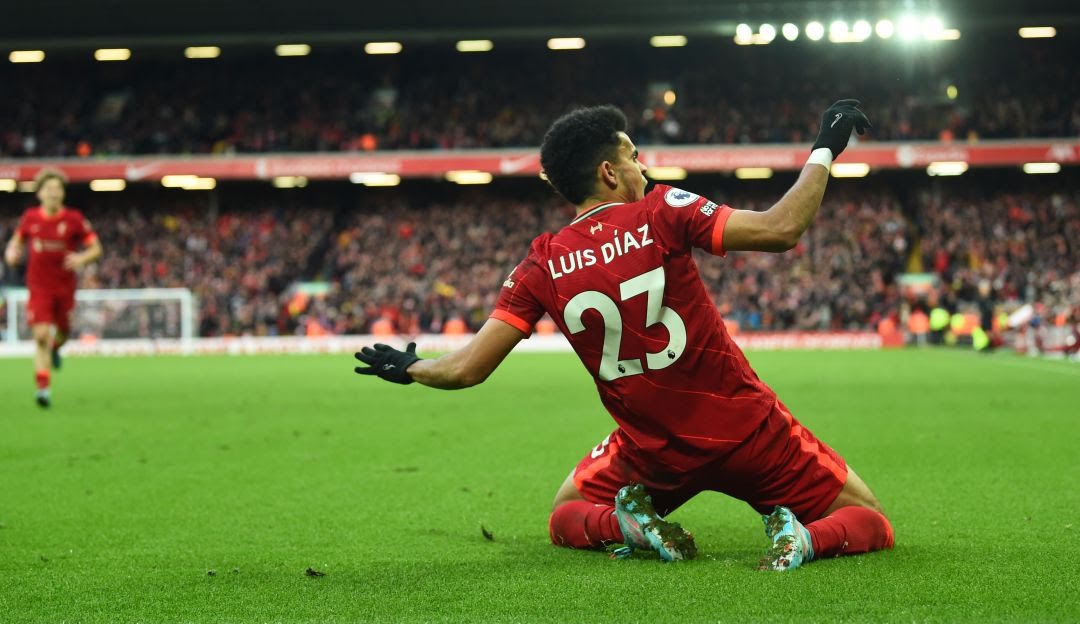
548, 500, 622, 550
826, 467, 887, 518
548, 504, 580, 548
548, 473, 614, 549
551, 471, 585, 511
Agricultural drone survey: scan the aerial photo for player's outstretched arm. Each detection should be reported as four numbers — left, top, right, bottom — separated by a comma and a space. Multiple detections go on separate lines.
354, 318, 523, 390
722, 99, 871, 253
4, 232, 24, 266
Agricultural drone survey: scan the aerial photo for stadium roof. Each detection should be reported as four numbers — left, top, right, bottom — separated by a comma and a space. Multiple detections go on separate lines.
4, 0, 1079, 48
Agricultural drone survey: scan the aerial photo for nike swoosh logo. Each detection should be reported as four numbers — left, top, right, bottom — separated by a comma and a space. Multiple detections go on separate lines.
830, 112, 843, 128
124, 162, 160, 180
383, 364, 396, 371
498, 154, 536, 174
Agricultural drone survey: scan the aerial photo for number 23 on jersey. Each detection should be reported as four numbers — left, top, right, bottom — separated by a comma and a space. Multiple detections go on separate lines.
563, 266, 687, 381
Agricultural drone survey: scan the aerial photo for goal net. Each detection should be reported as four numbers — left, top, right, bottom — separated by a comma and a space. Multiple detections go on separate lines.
2, 288, 195, 344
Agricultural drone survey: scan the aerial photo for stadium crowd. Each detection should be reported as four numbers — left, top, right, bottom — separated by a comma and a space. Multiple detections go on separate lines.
4, 181, 1076, 340
916, 189, 1080, 316
1, 39, 1077, 158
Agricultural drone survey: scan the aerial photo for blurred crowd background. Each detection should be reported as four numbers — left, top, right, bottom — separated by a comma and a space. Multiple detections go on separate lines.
2, 175, 1077, 338
1, 38, 1077, 157
1, 33, 1077, 340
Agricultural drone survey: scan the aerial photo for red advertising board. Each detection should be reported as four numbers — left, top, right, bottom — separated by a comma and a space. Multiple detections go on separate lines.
0, 139, 1076, 183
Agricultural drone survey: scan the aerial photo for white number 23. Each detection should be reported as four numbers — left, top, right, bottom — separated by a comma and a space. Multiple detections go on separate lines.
562, 266, 687, 381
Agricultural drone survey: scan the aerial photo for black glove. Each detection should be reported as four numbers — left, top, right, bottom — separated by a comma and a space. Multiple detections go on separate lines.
354, 342, 420, 384
812, 99, 872, 159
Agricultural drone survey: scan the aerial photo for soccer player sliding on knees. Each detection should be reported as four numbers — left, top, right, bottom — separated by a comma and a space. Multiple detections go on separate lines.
4, 170, 102, 408
355, 100, 893, 570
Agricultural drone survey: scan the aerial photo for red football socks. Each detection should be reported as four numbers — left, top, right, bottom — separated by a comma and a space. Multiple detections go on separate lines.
35, 369, 50, 390
806, 505, 895, 559
548, 500, 894, 557
549, 500, 624, 549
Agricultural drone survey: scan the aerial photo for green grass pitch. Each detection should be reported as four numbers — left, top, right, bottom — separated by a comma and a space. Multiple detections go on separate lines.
1, 349, 1079, 622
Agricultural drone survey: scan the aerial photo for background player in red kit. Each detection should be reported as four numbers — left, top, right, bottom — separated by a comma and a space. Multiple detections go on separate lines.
4, 169, 102, 407
355, 101, 894, 570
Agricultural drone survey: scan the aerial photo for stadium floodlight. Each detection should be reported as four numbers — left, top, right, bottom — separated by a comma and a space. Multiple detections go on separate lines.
735, 167, 773, 180
94, 48, 131, 61
647, 167, 687, 181
759, 24, 777, 44
161, 175, 215, 189
1022, 162, 1061, 174
272, 176, 308, 188
0, 179, 16, 192
275, 44, 311, 56
183, 177, 216, 190
897, 16, 920, 40
852, 20, 872, 41
1018, 26, 1056, 38
89, 179, 126, 191
649, 35, 687, 47
828, 21, 849, 42
875, 19, 895, 39
663, 89, 676, 105
922, 16, 945, 39
9, 50, 45, 63
365, 42, 403, 55
161, 175, 199, 188
184, 46, 221, 59
456, 40, 494, 52
805, 22, 825, 41
547, 38, 585, 50
830, 163, 871, 178
350, 172, 400, 186
734, 23, 753, 45
946, 85, 958, 99
782, 23, 799, 41
162, 174, 200, 186
929, 29, 961, 41
926, 161, 968, 176
446, 170, 493, 185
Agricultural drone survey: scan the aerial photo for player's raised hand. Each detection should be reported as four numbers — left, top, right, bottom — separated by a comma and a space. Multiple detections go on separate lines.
811, 99, 872, 159
354, 342, 420, 384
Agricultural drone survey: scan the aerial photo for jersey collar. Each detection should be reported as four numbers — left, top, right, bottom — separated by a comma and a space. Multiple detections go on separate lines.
570, 202, 623, 225
39, 206, 66, 220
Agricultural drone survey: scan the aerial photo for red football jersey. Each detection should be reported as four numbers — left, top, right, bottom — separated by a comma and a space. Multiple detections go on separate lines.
15, 206, 97, 292
492, 185, 778, 470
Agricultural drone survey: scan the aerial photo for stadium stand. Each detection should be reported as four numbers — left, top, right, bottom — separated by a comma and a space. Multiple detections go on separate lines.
1, 37, 1076, 158
3, 178, 1076, 338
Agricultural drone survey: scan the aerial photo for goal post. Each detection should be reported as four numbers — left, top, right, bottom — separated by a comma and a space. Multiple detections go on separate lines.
2, 287, 196, 344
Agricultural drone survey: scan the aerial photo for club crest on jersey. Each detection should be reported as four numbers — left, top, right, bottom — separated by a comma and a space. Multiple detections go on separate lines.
664, 188, 699, 208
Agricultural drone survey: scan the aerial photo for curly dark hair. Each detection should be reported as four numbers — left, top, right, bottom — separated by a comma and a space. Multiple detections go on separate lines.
539, 105, 628, 205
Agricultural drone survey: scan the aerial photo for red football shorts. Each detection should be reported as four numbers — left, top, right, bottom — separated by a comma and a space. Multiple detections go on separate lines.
571, 401, 848, 523
26, 288, 76, 333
